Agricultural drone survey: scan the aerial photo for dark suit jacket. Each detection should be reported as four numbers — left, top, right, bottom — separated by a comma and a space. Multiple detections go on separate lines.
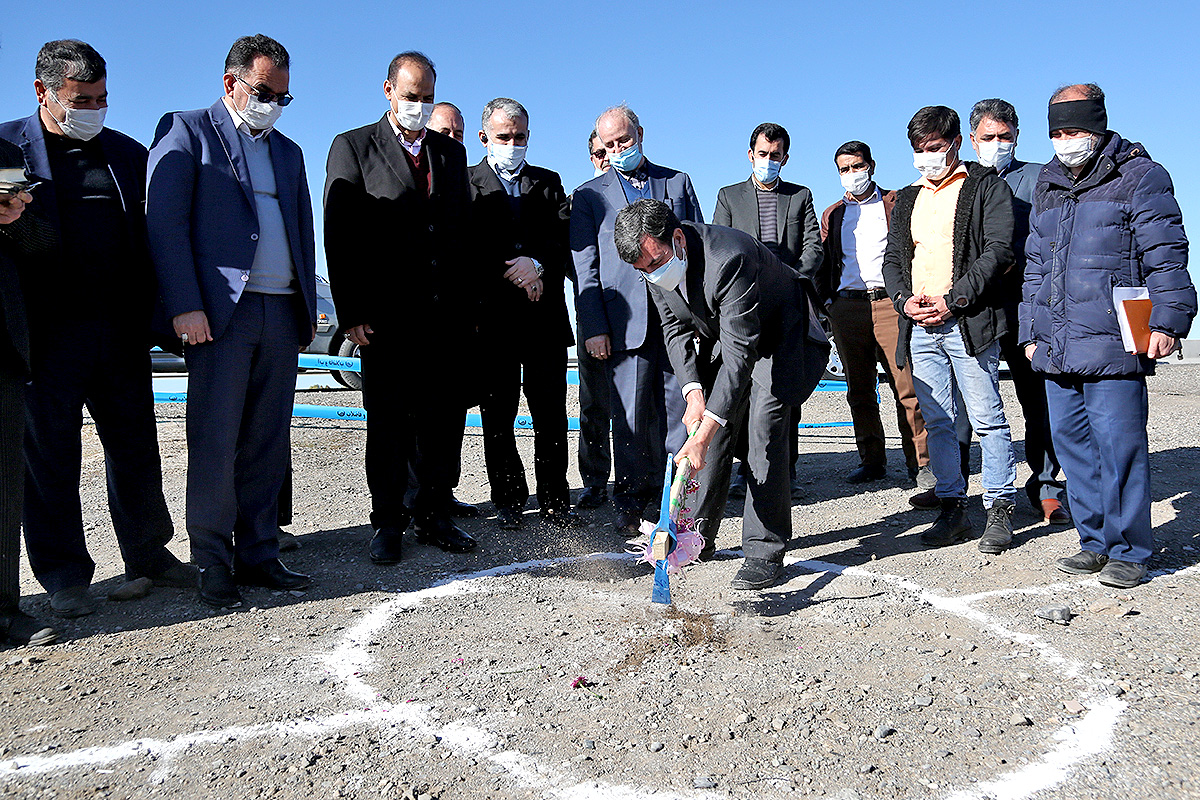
650, 223, 829, 421
324, 117, 472, 342
817, 187, 898, 304
570, 160, 703, 352
0, 137, 36, 373
712, 177, 822, 281
468, 159, 572, 345
146, 100, 317, 342
0, 112, 156, 325
999, 159, 1041, 320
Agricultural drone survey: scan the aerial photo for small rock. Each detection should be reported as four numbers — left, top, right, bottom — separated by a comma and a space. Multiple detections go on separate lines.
1009, 714, 1032, 727
734, 713, 751, 725
1036, 605, 1072, 624
912, 695, 934, 708
648, 741, 665, 752
108, 577, 153, 602
924, 724, 938, 734
1064, 700, 1087, 715
288, 590, 306, 597
582, 740, 595, 749
859, 764, 875, 774
693, 777, 717, 789
935, 749, 952, 759
772, 718, 786, 731
965, 728, 982, 738
873, 725, 895, 740
1106, 685, 1126, 697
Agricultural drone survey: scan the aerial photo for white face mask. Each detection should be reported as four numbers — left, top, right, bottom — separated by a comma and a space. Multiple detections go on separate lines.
236, 95, 283, 132
50, 92, 106, 141
1053, 135, 1097, 168
393, 100, 434, 132
914, 148, 954, 181
976, 140, 1015, 171
840, 169, 873, 197
488, 142, 527, 174
643, 238, 687, 292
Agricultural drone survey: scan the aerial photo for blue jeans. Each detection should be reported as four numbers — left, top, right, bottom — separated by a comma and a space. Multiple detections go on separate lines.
1045, 375, 1151, 564
909, 321, 1016, 507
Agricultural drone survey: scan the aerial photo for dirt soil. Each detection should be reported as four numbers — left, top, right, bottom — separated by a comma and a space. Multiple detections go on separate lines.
2, 365, 1198, 800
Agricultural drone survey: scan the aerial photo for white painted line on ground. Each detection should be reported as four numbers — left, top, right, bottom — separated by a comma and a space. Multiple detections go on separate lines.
2, 550, 1136, 800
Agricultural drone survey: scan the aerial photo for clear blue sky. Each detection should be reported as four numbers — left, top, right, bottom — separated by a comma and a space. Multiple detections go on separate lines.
3, 0, 1197, 286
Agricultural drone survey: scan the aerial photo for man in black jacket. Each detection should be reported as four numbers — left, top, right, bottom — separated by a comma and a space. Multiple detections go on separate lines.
0, 140, 57, 646
2, 40, 193, 618
468, 98, 576, 529
325, 51, 477, 564
882, 106, 1018, 551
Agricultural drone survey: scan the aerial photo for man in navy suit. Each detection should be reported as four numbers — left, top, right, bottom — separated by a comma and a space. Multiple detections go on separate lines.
146, 34, 317, 609
570, 105, 703, 532
0, 40, 194, 618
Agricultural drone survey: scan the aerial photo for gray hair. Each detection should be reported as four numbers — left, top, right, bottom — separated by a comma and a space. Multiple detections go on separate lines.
481, 97, 528, 135
35, 39, 106, 91
614, 199, 680, 265
969, 98, 1019, 133
595, 104, 639, 134
1050, 83, 1105, 103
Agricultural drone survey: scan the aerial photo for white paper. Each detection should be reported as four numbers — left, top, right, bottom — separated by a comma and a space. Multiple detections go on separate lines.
1113, 286, 1150, 353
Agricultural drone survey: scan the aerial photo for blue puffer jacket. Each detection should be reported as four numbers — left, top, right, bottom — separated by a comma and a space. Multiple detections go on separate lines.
1021, 132, 1195, 376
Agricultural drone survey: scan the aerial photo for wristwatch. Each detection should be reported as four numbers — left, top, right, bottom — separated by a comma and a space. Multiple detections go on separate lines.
531, 258, 544, 277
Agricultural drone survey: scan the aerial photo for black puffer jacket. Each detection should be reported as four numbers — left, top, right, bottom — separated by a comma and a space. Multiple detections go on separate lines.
882, 161, 1015, 368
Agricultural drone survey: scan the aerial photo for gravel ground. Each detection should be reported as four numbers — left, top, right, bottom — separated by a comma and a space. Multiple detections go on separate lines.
1, 365, 1197, 799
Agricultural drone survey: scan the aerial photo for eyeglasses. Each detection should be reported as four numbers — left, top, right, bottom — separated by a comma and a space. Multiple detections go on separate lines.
591, 150, 606, 160
234, 75, 294, 107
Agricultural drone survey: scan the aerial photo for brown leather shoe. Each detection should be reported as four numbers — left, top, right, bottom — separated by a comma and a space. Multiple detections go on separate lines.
1042, 498, 1071, 525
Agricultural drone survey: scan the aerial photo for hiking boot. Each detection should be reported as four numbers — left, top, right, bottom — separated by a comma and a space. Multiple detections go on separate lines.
978, 499, 1015, 554
1055, 550, 1109, 575
1098, 559, 1147, 588
920, 498, 971, 548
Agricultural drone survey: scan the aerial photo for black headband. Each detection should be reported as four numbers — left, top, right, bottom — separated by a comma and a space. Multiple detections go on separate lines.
1048, 98, 1107, 136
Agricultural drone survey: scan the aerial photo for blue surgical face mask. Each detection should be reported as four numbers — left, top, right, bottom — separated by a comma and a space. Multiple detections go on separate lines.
643, 238, 687, 292
753, 157, 782, 185
609, 140, 643, 172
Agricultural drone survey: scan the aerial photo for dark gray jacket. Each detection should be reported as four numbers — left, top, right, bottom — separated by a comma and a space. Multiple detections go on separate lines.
649, 222, 829, 421
713, 177, 822, 281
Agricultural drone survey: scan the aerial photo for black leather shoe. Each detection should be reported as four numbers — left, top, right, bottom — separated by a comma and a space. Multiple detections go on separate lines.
496, 507, 523, 530
199, 565, 243, 609
447, 496, 482, 518
575, 486, 609, 510
920, 498, 971, 547
540, 507, 583, 527
1, 610, 58, 647
978, 499, 1015, 554
1098, 559, 1147, 588
148, 562, 201, 589
369, 526, 404, 565
909, 488, 940, 509
730, 558, 783, 590
234, 558, 311, 590
414, 515, 477, 553
1056, 550, 1109, 575
846, 464, 887, 484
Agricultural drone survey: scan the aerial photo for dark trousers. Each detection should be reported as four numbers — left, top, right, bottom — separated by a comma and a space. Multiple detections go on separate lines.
999, 330, 1065, 503
693, 378, 792, 563
1045, 374, 1152, 564
23, 324, 176, 593
829, 296, 928, 472
576, 342, 612, 491
361, 330, 464, 528
480, 341, 569, 511
608, 331, 687, 514
1, 366, 23, 613
184, 294, 299, 569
